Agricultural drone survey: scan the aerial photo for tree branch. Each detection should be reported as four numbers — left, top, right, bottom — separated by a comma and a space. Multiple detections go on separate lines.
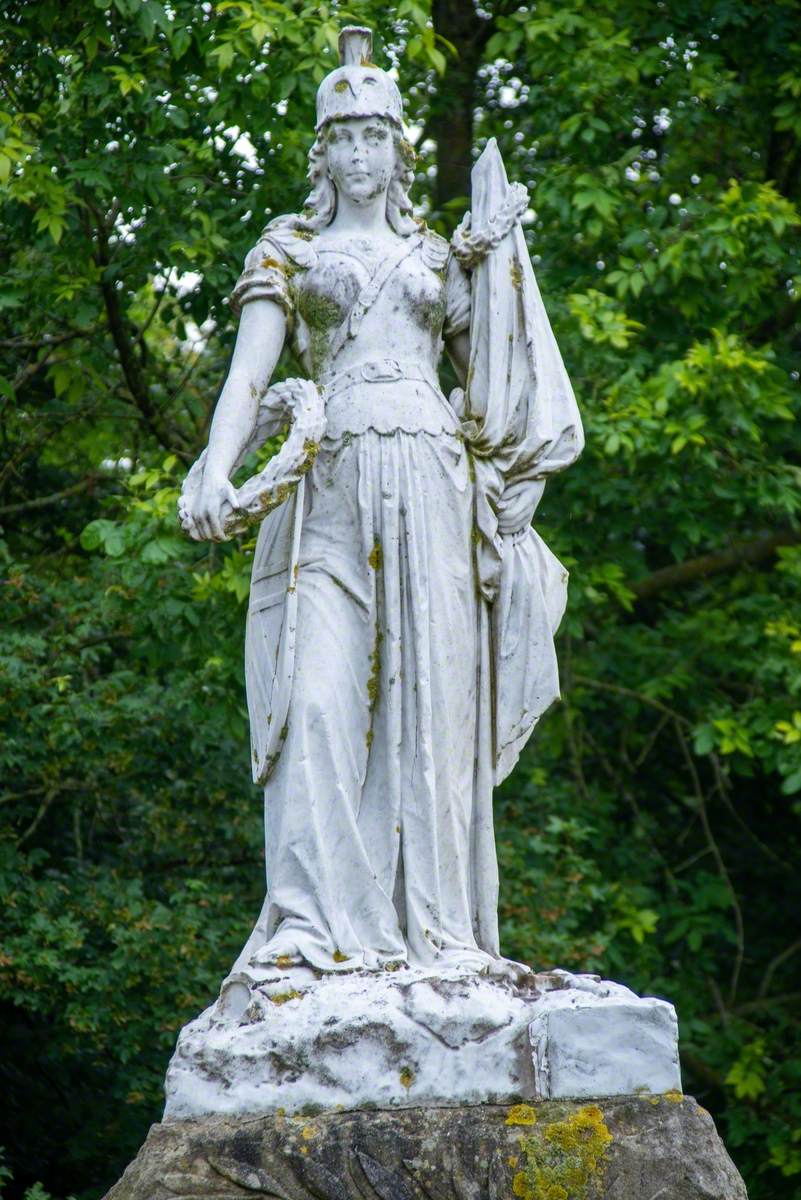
0, 475, 98, 517
758, 938, 801, 1001
94, 232, 192, 460
631, 530, 800, 601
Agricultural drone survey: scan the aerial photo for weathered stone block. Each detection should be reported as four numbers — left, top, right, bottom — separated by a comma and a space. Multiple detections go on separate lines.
528, 976, 681, 1100
104, 1097, 748, 1200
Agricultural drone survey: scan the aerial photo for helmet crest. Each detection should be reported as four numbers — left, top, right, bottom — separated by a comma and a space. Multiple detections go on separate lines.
315, 26, 403, 131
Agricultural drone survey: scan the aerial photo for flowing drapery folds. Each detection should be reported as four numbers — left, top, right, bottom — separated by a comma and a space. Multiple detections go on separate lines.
455, 140, 584, 783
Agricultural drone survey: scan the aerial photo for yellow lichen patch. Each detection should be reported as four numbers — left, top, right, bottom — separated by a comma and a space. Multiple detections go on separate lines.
275, 955, 294, 969
332, 949, 350, 963
301, 1124, 318, 1141
367, 625, 383, 707
268, 989, 302, 1006
398, 138, 417, 168
510, 258, 523, 290
511, 1105, 613, 1200
260, 256, 286, 272
506, 1103, 538, 1126
334, 79, 349, 92
368, 538, 383, 571
508, 1156, 519, 1168
512, 1173, 539, 1199
303, 438, 319, 464
384, 959, 403, 972
399, 1067, 414, 1089
663, 1090, 684, 1103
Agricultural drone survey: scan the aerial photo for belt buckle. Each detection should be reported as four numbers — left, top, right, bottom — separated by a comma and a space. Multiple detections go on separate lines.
362, 359, 402, 383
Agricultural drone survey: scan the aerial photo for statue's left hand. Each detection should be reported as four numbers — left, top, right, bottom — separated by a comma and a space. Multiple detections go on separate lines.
496, 478, 546, 536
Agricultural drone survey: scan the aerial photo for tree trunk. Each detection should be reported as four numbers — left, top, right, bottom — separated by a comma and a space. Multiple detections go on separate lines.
429, 1, 492, 209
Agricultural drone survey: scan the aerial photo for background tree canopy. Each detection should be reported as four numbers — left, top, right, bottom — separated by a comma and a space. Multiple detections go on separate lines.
1, 1, 800, 1196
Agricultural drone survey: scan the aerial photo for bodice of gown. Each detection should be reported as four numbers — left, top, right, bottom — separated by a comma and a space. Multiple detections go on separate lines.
231, 219, 472, 439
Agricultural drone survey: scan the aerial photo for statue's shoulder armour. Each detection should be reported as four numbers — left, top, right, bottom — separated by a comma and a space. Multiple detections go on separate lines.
258, 214, 318, 271
419, 226, 449, 273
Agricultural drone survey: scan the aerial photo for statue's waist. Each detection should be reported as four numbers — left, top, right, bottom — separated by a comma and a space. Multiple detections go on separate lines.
318, 358, 460, 439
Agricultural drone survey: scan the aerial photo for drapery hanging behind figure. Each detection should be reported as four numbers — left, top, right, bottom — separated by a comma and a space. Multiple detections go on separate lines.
461, 139, 584, 785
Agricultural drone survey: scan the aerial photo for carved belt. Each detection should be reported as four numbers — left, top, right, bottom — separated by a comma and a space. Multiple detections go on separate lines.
321, 357, 440, 398
318, 358, 460, 439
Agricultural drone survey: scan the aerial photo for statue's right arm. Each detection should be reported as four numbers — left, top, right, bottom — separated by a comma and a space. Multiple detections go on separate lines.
190, 299, 287, 541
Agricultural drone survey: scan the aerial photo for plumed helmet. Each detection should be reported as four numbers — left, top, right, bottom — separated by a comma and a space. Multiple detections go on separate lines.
315, 26, 403, 131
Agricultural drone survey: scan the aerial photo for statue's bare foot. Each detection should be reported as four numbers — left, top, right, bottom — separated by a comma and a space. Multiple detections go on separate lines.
486, 955, 535, 984
249, 940, 304, 969
248, 941, 318, 990
217, 944, 318, 1021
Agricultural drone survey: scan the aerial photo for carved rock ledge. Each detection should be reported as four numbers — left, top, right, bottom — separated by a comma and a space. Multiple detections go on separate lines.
104, 1097, 747, 1200
164, 970, 681, 1120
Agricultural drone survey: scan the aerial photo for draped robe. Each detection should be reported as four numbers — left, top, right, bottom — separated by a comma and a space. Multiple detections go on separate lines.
223, 141, 583, 984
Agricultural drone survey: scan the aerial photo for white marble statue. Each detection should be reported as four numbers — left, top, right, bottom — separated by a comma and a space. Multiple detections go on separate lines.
178, 26, 583, 1002
168, 27, 684, 1121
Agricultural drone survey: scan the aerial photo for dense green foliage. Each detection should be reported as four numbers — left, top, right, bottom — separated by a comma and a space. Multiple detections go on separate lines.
1, 1, 800, 1196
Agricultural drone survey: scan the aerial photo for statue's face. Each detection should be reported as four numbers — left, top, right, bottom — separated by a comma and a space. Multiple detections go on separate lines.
326, 117, 395, 205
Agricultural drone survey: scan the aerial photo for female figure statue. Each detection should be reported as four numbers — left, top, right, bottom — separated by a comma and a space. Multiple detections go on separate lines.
179, 27, 583, 1001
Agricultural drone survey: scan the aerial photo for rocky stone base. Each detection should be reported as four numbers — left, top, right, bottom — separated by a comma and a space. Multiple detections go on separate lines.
104, 1097, 747, 1200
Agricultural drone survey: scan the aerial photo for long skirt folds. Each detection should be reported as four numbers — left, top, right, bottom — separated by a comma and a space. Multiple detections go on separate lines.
238, 426, 501, 975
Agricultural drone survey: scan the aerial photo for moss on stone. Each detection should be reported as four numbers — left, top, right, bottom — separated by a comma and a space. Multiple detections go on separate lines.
299, 289, 342, 371
511, 1104, 612, 1200
399, 1067, 414, 1089
299, 289, 341, 330
268, 989, 302, 1005
506, 1104, 538, 1127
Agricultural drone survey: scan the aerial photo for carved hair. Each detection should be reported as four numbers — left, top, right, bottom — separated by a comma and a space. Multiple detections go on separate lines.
301, 121, 418, 236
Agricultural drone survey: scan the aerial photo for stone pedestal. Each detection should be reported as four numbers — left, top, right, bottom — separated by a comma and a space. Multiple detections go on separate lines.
164, 970, 682, 1119
104, 1097, 747, 1200
103, 969, 749, 1198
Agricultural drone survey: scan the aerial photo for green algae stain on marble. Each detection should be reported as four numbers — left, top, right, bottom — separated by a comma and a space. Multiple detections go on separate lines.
510, 1105, 612, 1200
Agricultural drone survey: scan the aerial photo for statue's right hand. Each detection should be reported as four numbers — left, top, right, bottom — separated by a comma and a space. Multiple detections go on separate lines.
179, 465, 240, 542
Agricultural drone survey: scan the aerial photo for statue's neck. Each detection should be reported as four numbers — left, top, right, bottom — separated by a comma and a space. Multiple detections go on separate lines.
330, 190, 391, 236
